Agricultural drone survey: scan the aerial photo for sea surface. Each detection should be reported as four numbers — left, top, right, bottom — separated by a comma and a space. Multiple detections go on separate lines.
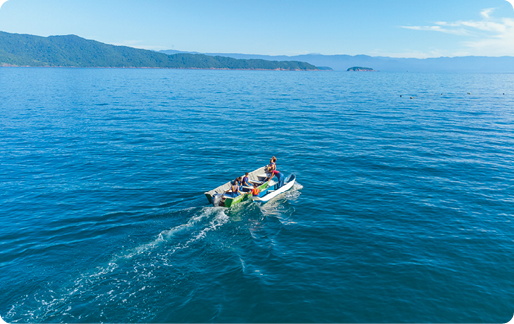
0, 68, 513, 323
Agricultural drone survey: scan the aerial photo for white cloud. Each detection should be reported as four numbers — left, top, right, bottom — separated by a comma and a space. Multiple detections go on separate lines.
402, 25, 469, 36
481, 8, 494, 18
368, 50, 446, 59
0, 0, 9, 10
402, 7, 514, 56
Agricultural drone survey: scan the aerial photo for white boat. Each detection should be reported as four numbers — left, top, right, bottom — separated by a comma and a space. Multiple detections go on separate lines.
205, 166, 272, 207
253, 174, 296, 203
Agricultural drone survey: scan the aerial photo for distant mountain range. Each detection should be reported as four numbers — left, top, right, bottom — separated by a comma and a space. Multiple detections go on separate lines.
161, 50, 514, 73
2, 30, 511, 73
0, 31, 320, 70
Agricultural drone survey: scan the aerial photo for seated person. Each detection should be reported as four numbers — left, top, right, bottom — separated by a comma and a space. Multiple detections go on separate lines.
236, 177, 244, 191
251, 183, 261, 196
225, 180, 243, 198
241, 172, 252, 188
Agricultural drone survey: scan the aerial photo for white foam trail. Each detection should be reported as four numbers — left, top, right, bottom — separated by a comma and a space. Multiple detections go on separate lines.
188, 209, 229, 243
113, 208, 211, 262
165, 208, 229, 255
6, 207, 229, 323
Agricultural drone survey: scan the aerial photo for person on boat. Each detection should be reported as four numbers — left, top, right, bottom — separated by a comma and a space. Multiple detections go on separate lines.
236, 177, 245, 191
266, 157, 280, 182
251, 183, 261, 196
241, 172, 252, 188
226, 180, 243, 197
276, 171, 285, 188
266, 157, 276, 173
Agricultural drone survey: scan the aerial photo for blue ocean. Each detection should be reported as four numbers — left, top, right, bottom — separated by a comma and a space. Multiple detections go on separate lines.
0, 68, 513, 323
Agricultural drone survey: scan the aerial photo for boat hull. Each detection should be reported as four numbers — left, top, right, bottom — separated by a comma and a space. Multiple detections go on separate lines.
253, 174, 296, 203
217, 181, 272, 207
204, 166, 271, 208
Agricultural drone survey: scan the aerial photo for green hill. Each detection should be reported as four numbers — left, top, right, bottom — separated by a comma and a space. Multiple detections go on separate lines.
0, 31, 319, 70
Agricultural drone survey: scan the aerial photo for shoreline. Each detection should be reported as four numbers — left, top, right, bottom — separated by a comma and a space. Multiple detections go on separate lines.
0, 64, 328, 71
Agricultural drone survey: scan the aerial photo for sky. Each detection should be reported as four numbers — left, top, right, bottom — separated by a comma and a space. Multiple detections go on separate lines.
0, 0, 513, 58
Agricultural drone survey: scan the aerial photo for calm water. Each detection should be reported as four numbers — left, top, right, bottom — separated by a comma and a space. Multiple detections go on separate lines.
1, 68, 513, 323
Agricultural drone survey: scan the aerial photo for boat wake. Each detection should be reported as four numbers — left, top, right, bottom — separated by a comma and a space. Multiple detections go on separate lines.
258, 181, 303, 218
5, 207, 229, 323
5, 181, 301, 323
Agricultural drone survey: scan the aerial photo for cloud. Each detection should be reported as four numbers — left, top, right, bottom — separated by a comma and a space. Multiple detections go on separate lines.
0, 0, 8, 10
402, 25, 469, 35
481, 8, 494, 18
402, 7, 514, 56
368, 49, 448, 59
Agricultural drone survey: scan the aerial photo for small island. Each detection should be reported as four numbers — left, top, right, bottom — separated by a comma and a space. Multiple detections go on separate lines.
347, 66, 376, 72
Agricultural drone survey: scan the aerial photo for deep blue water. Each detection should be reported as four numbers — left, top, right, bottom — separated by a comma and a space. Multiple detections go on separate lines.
1, 68, 513, 323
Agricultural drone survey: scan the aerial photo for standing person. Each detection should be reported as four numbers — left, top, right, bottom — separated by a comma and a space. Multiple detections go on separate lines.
276, 171, 285, 188
266, 157, 280, 182
267, 156, 276, 173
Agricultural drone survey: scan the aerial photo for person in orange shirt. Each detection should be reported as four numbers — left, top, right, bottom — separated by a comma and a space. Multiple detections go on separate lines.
251, 183, 261, 197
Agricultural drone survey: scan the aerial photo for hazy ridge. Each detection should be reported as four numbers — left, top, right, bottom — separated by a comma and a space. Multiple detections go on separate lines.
161, 49, 514, 73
